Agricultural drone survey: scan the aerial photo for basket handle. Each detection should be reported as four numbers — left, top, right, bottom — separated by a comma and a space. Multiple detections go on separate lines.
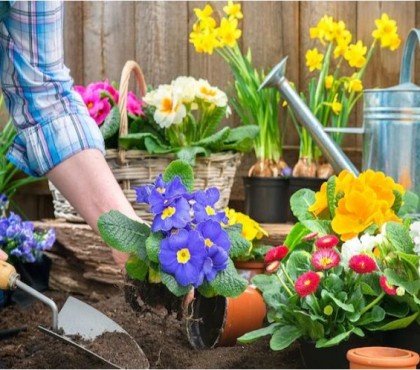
117, 60, 147, 163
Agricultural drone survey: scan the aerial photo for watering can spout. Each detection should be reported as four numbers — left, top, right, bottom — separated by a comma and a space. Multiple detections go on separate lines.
260, 57, 360, 176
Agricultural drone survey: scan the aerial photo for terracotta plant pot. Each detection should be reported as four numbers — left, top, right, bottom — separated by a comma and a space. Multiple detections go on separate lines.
347, 347, 419, 369
186, 286, 267, 348
234, 260, 265, 283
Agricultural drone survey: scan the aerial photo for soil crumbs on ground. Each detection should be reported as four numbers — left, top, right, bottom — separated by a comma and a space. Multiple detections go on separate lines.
0, 291, 302, 369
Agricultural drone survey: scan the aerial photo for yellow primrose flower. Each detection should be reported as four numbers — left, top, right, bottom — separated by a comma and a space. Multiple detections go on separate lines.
326, 94, 342, 115
306, 48, 324, 72
218, 17, 242, 47
346, 75, 363, 93
225, 208, 268, 241
372, 13, 400, 50
325, 75, 334, 89
344, 40, 367, 68
223, 1, 243, 20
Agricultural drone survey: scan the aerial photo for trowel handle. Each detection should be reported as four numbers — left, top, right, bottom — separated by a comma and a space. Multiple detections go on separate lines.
0, 260, 19, 290
0, 260, 59, 331
400, 28, 420, 84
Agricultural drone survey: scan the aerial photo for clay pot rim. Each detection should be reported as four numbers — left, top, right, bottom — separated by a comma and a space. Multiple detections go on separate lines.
234, 260, 265, 270
347, 346, 420, 368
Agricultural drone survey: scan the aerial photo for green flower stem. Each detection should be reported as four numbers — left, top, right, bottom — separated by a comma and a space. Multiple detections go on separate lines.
280, 263, 295, 287
360, 292, 385, 315
275, 271, 294, 297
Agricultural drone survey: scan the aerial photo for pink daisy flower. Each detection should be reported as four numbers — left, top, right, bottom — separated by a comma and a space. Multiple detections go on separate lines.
265, 245, 289, 264
379, 275, 397, 295
315, 235, 340, 249
311, 248, 340, 270
294, 271, 321, 297
349, 254, 377, 274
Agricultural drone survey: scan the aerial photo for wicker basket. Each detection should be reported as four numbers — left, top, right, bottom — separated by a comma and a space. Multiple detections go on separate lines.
49, 61, 242, 223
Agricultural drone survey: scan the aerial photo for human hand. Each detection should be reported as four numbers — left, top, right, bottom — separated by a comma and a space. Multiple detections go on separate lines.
0, 250, 8, 261
112, 249, 128, 270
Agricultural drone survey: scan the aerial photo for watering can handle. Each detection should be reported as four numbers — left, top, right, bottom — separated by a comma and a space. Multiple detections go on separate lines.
399, 28, 420, 84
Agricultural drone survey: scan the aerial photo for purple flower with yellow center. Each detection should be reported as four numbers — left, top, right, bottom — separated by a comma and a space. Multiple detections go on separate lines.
159, 229, 206, 287
151, 197, 191, 232
193, 188, 227, 223
196, 220, 230, 252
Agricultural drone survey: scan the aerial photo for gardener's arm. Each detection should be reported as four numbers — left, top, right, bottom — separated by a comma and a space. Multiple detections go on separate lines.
0, 250, 7, 261
0, 1, 133, 267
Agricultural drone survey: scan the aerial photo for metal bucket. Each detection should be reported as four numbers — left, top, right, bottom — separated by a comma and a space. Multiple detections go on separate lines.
362, 29, 420, 193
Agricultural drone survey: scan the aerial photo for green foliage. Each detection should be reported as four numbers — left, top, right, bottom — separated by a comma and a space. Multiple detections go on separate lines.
209, 259, 248, 298
161, 272, 192, 297
285, 251, 311, 280
398, 191, 419, 217
100, 106, 120, 140
145, 233, 162, 263
163, 160, 194, 192
270, 325, 303, 351
301, 220, 332, 235
290, 189, 316, 222
326, 176, 336, 218
125, 255, 148, 281
221, 125, 260, 153
238, 324, 279, 344
385, 222, 415, 254
284, 223, 311, 251
97, 210, 150, 257
226, 225, 252, 259
366, 312, 419, 331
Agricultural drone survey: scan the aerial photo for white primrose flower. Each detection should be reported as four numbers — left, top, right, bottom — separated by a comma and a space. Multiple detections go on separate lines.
144, 85, 187, 128
341, 233, 383, 268
171, 76, 198, 104
409, 221, 420, 255
196, 79, 228, 107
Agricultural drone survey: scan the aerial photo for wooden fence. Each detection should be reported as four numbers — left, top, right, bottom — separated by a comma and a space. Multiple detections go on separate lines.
13, 1, 420, 219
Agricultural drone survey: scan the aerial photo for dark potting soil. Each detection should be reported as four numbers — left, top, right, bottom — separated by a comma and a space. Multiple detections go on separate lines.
0, 291, 303, 369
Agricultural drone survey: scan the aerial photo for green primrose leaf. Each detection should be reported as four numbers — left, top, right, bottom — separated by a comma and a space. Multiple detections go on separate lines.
285, 250, 311, 280
367, 312, 419, 331
398, 191, 419, 217
163, 159, 194, 192
226, 225, 251, 259
290, 189, 316, 222
210, 259, 248, 297
194, 127, 230, 152
197, 282, 217, 298
392, 189, 403, 214
385, 222, 414, 254
221, 125, 260, 153
315, 330, 353, 348
146, 232, 163, 263
238, 323, 279, 344
270, 325, 303, 351
100, 106, 120, 140
384, 268, 420, 295
176, 146, 209, 166
284, 222, 311, 251
125, 255, 149, 281
97, 210, 150, 257
161, 272, 192, 297
301, 220, 332, 235
358, 306, 386, 326
326, 176, 336, 218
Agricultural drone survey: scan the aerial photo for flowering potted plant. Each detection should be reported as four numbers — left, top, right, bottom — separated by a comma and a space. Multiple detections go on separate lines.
238, 170, 419, 368
190, 2, 291, 223
285, 13, 401, 218
120, 76, 258, 165
0, 209, 55, 307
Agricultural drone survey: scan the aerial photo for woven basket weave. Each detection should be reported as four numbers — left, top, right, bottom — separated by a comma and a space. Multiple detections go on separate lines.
49, 61, 242, 223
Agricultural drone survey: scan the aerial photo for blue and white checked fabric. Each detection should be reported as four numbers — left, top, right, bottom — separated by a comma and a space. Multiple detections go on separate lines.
0, 1, 105, 177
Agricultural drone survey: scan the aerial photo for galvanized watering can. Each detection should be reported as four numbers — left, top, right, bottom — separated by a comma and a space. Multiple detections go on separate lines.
261, 28, 420, 194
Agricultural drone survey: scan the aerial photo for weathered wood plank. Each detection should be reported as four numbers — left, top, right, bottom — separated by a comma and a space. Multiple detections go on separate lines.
135, 2, 189, 87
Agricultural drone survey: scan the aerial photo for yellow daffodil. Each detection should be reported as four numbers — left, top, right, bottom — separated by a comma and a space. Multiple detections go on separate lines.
310, 15, 335, 43
326, 94, 342, 115
306, 48, 324, 72
372, 13, 400, 50
332, 21, 352, 44
218, 17, 242, 47
194, 4, 213, 20
346, 75, 363, 93
223, 1, 243, 20
325, 75, 334, 89
189, 25, 220, 54
344, 40, 367, 68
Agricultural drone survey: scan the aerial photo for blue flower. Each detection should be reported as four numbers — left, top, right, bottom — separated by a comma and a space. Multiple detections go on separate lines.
151, 196, 191, 232
200, 245, 229, 283
196, 220, 230, 252
0, 194, 8, 212
159, 229, 206, 287
193, 188, 227, 223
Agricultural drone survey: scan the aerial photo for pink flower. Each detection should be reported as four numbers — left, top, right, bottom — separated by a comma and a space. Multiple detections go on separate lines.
74, 85, 86, 96
265, 245, 289, 263
82, 90, 111, 125
349, 254, 377, 274
303, 232, 318, 242
294, 271, 321, 297
311, 249, 340, 270
315, 235, 340, 249
379, 275, 397, 295
88, 80, 119, 103
127, 91, 144, 116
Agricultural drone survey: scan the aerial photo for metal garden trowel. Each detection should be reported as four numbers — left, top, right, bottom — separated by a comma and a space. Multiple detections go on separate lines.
0, 260, 149, 369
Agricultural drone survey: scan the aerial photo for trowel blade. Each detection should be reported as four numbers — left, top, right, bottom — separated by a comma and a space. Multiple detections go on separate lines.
38, 296, 149, 369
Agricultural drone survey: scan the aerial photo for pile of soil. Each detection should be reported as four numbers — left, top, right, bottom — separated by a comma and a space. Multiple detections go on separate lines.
0, 290, 303, 369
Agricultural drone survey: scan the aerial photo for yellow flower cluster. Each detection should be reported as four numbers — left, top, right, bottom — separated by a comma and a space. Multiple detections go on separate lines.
190, 2, 243, 55
309, 170, 405, 241
372, 13, 401, 51
225, 208, 268, 242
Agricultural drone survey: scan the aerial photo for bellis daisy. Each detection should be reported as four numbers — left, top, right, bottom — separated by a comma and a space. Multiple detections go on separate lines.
348, 254, 377, 274
311, 249, 340, 270
294, 271, 321, 297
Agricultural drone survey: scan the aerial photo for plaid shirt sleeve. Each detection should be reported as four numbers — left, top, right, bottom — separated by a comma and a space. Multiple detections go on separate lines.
0, 1, 105, 177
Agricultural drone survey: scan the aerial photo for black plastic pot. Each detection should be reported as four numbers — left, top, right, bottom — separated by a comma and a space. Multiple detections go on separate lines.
299, 333, 383, 369
287, 177, 326, 222
243, 177, 289, 223
383, 323, 420, 354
